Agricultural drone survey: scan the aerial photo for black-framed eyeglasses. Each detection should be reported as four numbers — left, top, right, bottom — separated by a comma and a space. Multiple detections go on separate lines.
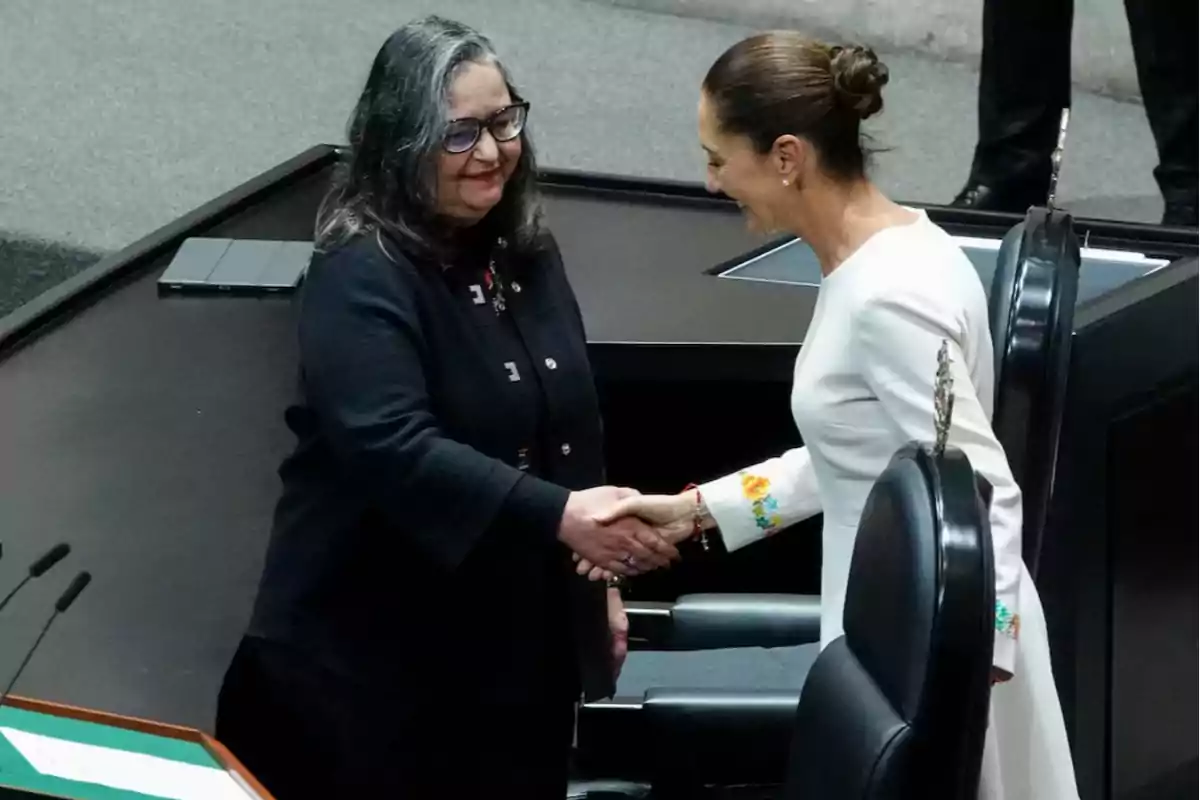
443, 101, 530, 154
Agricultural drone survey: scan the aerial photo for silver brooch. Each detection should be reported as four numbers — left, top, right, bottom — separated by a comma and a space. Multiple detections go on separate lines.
486, 237, 508, 315
485, 259, 506, 315
933, 339, 954, 456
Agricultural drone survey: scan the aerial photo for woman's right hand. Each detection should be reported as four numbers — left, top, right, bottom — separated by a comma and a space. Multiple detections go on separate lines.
574, 493, 698, 580
595, 493, 696, 536
557, 487, 681, 576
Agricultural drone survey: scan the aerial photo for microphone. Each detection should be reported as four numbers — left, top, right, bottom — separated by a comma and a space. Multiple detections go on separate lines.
0, 543, 71, 615
0, 571, 91, 710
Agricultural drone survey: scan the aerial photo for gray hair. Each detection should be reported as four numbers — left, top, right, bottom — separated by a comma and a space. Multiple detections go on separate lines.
316, 16, 543, 258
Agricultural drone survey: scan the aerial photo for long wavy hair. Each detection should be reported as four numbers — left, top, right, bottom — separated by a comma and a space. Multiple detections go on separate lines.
315, 16, 543, 260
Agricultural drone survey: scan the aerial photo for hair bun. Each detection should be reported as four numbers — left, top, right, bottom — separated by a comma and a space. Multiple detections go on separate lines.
829, 44, 889, 120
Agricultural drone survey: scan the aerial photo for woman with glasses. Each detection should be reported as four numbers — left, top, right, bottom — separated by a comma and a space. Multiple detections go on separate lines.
213, 16, 676, 798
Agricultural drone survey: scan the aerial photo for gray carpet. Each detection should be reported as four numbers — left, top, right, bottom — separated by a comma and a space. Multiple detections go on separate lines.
618, 644, 818, 696
0, 234, 102, 317
0, 1, 1165, 315
589, 0, 1146, 100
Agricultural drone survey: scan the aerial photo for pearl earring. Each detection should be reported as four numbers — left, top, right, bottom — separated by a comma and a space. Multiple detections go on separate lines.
782, 179, 790, 186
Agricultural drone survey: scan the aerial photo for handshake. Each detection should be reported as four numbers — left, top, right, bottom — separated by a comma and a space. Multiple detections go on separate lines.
556, 485, 704, 582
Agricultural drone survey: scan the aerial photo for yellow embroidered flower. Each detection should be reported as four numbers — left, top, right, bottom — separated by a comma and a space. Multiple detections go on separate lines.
740, 473, 772, 501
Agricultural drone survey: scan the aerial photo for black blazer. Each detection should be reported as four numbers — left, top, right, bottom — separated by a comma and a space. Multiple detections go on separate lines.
245, 228, 616, 704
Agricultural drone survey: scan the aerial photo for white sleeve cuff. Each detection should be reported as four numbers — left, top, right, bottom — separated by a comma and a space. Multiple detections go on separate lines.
698, 448, 821, 553
699, 470, 781, 552
992, 596, 1019, 675
993, 628, 1017, 676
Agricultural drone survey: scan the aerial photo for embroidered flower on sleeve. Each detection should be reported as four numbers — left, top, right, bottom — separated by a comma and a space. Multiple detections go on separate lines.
740, 474, 771, 501
995, 599, 1020, 639
740, 473, 783, 533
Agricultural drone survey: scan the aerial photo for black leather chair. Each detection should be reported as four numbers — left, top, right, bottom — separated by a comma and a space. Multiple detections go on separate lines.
568, 442, 996, 799
618, 204, 1080, 656
988, 206, 1080, 577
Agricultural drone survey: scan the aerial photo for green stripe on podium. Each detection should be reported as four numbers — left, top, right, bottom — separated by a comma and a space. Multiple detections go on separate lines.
0, 706, 223, 799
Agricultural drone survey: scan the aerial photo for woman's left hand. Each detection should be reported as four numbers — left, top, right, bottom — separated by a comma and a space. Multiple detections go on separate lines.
608, 586, 629, 680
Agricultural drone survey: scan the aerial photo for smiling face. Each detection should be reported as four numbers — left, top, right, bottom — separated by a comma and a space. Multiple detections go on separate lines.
698, 90, 809, 235
435, 60, 523, 223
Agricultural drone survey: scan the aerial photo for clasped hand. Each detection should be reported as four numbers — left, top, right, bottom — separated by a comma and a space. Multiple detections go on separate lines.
557, 487, 697, 581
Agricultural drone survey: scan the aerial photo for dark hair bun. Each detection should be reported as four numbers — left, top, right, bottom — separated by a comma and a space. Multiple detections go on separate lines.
829, 45, 889, 120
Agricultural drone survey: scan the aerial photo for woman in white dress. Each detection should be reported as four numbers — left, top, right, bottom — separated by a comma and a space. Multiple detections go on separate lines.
582, 32, 1080, 799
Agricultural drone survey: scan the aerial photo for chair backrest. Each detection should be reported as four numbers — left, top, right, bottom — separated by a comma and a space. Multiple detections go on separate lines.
783, 443, 995, 800
988, 206, 1080, 577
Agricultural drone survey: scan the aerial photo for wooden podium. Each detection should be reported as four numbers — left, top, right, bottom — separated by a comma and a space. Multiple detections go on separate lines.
0, 696, 274, 800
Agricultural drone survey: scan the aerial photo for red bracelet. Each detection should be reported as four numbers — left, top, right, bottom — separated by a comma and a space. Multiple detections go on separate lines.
683, 484, 710, 551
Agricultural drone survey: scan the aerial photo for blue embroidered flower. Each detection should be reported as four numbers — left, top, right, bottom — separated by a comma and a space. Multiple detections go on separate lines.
740, 472, 784, 534
995, 599, 1020, 638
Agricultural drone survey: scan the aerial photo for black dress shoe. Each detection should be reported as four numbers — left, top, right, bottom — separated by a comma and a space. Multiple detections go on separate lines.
951, 180, 1048, 214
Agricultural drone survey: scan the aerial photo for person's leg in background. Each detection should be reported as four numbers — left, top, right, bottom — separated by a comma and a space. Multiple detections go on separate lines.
953, 0, 1075, 212
1124, 0, 1198, 226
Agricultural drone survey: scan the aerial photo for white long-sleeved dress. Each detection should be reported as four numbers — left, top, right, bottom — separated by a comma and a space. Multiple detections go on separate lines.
699, 210, 1079, 799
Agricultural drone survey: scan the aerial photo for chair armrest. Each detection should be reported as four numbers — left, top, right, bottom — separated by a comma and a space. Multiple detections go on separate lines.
566, 779, 651, 799
626, 593, 821, 650
644, 687, 799, 785
624, 601, 674, 649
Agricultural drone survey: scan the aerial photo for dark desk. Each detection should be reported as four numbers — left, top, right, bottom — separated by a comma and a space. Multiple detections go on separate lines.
537, 170, 1194, 382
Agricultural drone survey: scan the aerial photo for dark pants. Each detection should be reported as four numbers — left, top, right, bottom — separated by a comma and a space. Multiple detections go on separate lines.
215, 636, 576, 800
970, 0, 1198, 207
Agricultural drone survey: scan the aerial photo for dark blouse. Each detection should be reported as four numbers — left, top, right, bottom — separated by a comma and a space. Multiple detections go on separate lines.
245, 228, 615, 705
